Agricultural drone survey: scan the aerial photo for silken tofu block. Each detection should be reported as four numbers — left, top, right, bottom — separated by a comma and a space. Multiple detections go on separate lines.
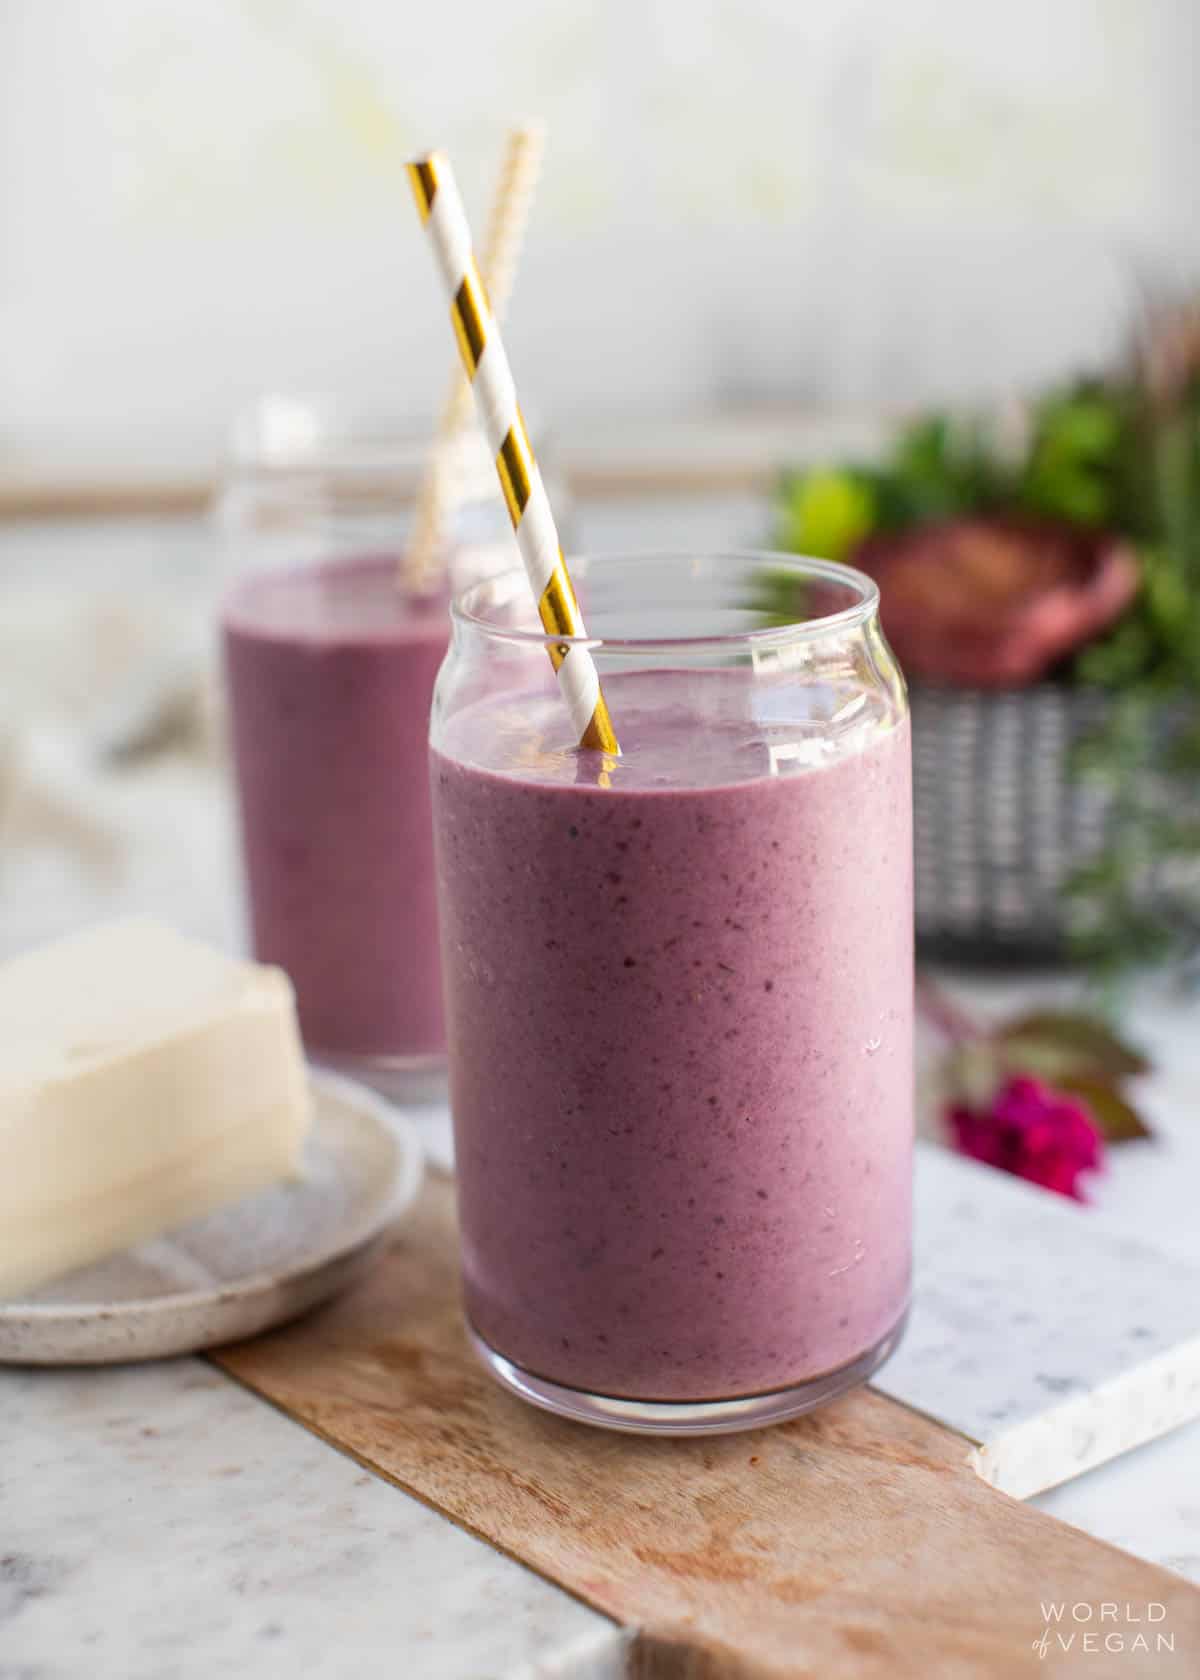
0, 920, 312, 1298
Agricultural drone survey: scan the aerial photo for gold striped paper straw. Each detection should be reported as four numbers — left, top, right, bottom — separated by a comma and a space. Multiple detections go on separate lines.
404, 124, 545, 595
408, 150, 619, 754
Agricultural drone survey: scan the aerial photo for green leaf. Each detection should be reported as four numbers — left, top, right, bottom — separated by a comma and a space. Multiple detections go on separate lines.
778, 468, 876, 561
1055, 1075, 1153, 1143
1032, 391, 1122, 459
995, 1010, 1151, 1079
940, 1042, 1004, 1110
1073, 614, 1155, 689
1018, 388, 1125, 526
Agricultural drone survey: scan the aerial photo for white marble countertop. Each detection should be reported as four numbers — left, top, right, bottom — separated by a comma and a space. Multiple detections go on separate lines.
954, 974, 1200, 1583
3, 501, 1199, 1675
0, 1360, 625, 1680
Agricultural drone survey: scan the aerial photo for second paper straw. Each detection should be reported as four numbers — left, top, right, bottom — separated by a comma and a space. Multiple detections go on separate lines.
404, 123, 545, 594
408, 150, 619, 755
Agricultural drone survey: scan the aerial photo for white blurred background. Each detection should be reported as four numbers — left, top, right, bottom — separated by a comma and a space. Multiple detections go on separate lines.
2, 0, 1197, 465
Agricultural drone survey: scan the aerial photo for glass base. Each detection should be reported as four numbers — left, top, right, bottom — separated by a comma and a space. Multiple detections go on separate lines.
310, 1047, 448, 1107
466, 1306, 910, 1437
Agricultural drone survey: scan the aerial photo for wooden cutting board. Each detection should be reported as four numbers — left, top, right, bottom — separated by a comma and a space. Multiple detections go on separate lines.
213, 1174, 1199, 1677
406, 1121, 1200, 1499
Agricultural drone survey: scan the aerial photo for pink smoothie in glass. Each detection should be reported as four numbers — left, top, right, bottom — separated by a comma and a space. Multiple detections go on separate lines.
432, 667, 913, 1401
223, 554, 448, 1063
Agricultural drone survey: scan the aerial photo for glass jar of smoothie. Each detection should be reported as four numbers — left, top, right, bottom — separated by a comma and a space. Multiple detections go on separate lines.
431, 551, 913, 1432
217, 397, 558, 1101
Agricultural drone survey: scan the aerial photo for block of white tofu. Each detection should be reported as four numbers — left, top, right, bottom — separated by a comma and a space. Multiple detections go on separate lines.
0, 920, 311, 1298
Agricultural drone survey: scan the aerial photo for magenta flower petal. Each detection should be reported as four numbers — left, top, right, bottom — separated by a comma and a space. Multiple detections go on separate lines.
947, 1075, 1105, 1200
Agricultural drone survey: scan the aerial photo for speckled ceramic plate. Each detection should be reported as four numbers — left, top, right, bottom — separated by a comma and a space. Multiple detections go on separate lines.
0, 1070, 424, 1365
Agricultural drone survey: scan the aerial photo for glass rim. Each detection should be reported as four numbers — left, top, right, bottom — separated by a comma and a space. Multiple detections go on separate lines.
450, 550, 881, 653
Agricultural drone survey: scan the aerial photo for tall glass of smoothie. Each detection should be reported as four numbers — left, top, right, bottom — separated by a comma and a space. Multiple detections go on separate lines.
217, 398, 531, 1100
431, 552, 913, 1432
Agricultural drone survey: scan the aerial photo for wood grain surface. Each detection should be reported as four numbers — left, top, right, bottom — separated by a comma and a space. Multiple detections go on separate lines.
213, 1175, 1199, 1677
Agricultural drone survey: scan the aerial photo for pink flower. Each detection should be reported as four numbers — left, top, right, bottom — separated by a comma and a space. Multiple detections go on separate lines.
948, 1076, 1105, 1201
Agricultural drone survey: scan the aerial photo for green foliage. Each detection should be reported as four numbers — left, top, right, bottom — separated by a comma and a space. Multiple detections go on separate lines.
1018, 386, 1125, 527
875, 414, 1008, 523
1063, 389, 1200, 980
937, 1005, 1153, 1143
775, 467, 876, 561
1070, 399, 1200, 692
774, 346, 1200, 981
995, 1009, 1150, 1079
774, 413, 1011, 553
1054, 1076, 1151, 1143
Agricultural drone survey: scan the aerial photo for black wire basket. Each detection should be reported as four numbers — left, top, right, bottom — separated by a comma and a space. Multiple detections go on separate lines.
912, 684, 1122, 963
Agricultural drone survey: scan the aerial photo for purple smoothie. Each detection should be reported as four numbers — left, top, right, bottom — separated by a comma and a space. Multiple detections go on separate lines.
432, 667, 913, 1401
223, 554, 448, 1061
